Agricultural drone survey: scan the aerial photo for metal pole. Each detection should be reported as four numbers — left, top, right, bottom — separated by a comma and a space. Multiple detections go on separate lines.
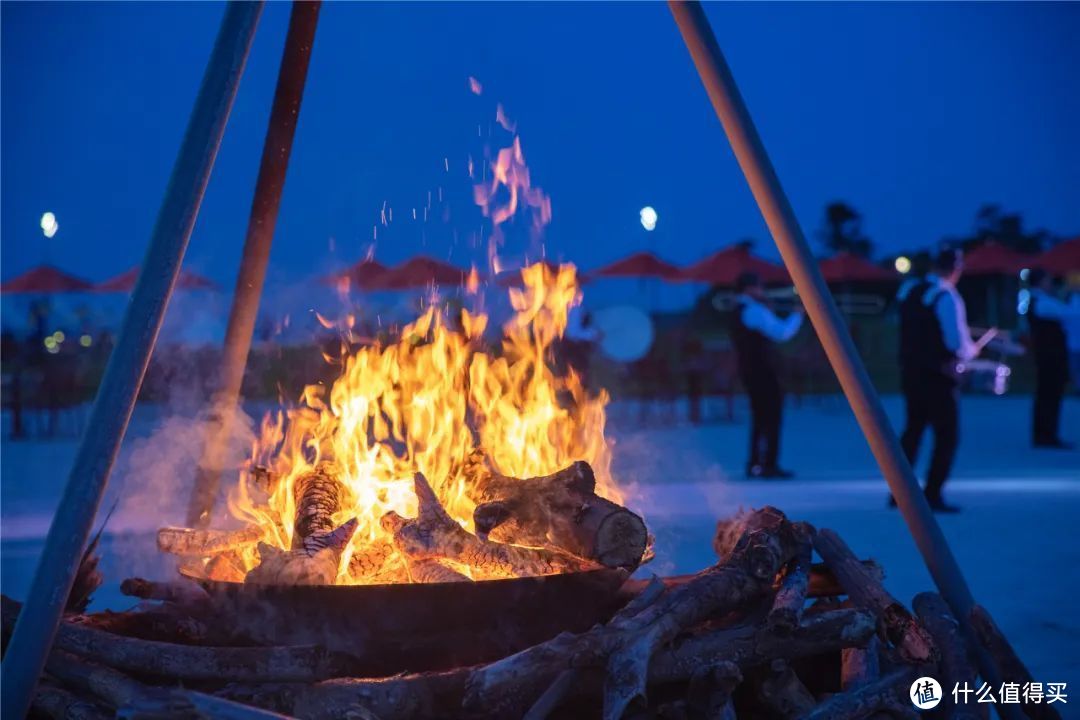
0, 4, 262, 716
667, 5, 1017, 708
187, 0, 321, 528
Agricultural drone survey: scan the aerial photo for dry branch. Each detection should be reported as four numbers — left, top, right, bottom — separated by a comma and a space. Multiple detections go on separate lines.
801, 666, 921, 720
970, 604, 1061, 720
767, 524, 813, 635
2, 595, 353, 683
157, 526, 262, 557
382, 473, 598, 579
119, 577, 210, 608
32, 684, 110, 720
471, 460, 648, 569
686, 661, 742, 720
459, 506, 802, 720
757, 659, 814, 719
813, 529, 937, 665
913, 593, 985, 720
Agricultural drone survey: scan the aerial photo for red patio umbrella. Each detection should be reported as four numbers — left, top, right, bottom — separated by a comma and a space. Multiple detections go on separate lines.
1034, 236, 1080, 273
373, 256, 468, 290
94, 267, 218, 292
495, 259, 569, 288
588, 252, 683, 281
818, 252, 893, 283
320, 258, 388, 290
1, 265, 94, 294
961, 241, 1032, 276
683, 245, 789, 285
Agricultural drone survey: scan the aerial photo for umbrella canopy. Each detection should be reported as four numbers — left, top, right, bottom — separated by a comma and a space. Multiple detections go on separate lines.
589, 252, 682, 281
1034, 236, 1080, 273
374, 256, 468, 290
683, 245, 789, 285
818, 252, 893, 283
961, 241, 1032, 276
1, 265, 94, 294
495, 259, 568, 288
94, 267, 218, 292
320, 258, 389, 290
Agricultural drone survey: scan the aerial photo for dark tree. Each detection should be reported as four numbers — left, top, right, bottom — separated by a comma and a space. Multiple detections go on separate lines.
818, 202, 873, 258
965, 203, 1051, 254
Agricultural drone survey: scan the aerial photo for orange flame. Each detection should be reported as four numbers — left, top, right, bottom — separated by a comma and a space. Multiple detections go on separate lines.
228, 263, 616, 584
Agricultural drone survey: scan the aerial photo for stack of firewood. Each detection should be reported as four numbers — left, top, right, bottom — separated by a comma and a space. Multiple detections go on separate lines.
2, 495, 1055, 719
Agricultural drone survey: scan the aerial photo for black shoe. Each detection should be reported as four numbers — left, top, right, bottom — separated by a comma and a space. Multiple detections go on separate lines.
746, 464, 794, 479
925, 495, 961, 513
759, 466, 795, 479
1033, 439, 1075, 450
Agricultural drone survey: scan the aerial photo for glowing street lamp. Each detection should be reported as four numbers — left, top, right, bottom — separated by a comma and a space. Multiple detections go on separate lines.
894, 256, 912, 274
40, 212, 58, 239
639, 206, 658, 232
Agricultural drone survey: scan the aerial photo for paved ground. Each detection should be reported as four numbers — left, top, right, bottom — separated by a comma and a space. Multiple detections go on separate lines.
2, 394, 1078, 701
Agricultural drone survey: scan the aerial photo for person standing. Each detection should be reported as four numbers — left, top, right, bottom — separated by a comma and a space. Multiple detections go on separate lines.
1026, 269, 1078, 449
896, 248, 978, 513
728, 272, 803, 478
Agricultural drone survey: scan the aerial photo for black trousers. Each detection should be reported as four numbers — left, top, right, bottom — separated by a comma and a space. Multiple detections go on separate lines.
744, 374, 783, 469
900, 373, 959, 499
1033, 362, 1068, 443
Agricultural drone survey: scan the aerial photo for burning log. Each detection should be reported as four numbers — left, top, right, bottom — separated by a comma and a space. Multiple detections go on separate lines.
813, 528, 937, 666
406, 560, 471, 584
471, 460, 648, 569
292, 463, 345, 548
157, 525, 263, 556
206, 549, 250, 582
246, 518, 357, 586
382, 473, 598, 579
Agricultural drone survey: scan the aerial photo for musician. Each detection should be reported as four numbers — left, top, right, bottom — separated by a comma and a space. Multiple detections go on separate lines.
729, 272, 803, 478
1027, 269, 1078, 449
896, 248, 976, 513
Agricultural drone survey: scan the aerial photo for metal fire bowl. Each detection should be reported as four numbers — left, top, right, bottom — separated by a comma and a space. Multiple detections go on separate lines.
185, 567, 629, 674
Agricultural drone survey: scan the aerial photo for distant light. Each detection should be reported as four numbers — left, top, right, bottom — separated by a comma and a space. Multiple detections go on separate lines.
52, 330, 65, 342
40, 212, 58, 238
1017, 288, 1031, 315
79, 334, 93, 347
639, 206, 658, 232
1019, 267, 1030, 282
43, 336, 56, 350
894, 256, 912, 274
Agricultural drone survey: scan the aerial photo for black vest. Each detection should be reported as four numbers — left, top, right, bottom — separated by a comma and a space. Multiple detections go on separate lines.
898, 280, 955, 378
730, 301, 775, 382
1029, 296, 1068, 372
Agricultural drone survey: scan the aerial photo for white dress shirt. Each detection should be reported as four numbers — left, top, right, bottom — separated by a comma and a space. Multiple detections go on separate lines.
736, 294, 803, 342
1030, 288, 1080, 350
927, 275, 978, 361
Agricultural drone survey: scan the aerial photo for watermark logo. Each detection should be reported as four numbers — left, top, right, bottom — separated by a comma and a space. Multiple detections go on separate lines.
911, 677, 943, 710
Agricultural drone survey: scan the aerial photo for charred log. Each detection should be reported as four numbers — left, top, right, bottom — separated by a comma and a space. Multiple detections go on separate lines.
245, 518, 357, 586
471, 461, 648, 569
292, 463, 345, 548
382, 473, 598, 579
157, 526, 263, 557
